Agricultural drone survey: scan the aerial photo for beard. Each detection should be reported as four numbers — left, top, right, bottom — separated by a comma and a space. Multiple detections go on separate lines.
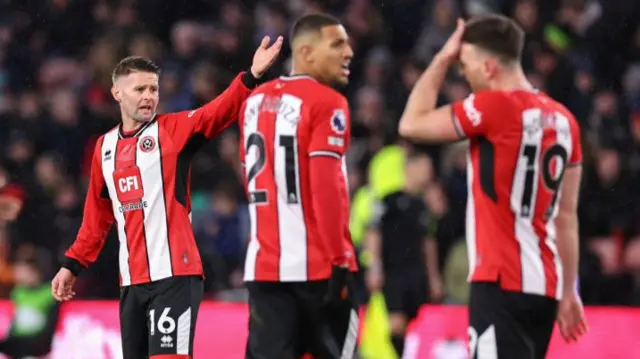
131, 108, 155, 122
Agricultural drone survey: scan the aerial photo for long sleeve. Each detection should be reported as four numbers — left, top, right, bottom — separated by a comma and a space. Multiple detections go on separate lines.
309, 156, 346, 264
165, 71, 261, 155
307, 93, 352, 265
192, 71, 259, 139
62, 137, 115, 275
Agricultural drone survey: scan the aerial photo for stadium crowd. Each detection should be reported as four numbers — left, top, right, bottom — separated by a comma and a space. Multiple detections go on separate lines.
0, 0, 639, 306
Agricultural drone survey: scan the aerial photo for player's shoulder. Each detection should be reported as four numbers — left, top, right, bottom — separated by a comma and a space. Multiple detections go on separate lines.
98, 125, 119, 142
460, 89, 514, 118
523, 91, 581, 130
455, 90, 513, 129
466, 89, 514, 104
539, 93, 578, 122
283, 76, 347, 105
311, 83, 347, 107
250, 78, 279, 94
154, 110, 193, 124
91, 126, 118, 158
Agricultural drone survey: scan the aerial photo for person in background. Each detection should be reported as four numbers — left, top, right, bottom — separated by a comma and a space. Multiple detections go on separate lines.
0, 245, 59, 359
0, 184, 26, 298
195, 183, 249, 298
364, 151, 443, 357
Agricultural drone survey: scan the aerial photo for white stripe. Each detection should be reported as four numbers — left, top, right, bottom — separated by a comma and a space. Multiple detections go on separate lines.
341, 157, 349, 208
139, 122, 172, 281
276, 94, 307, 281
452, 114, 467, 138
340, 309, 359, 359
476, 325, 498, 359
101, 130, 131, 286
465, 147, 477, 282
546, 220, 562, 300
549, 113, 573, 299
309, 150, 341, 159
512, 108, 546, 295
243, 94, 264, 282
176, 307, 191, 355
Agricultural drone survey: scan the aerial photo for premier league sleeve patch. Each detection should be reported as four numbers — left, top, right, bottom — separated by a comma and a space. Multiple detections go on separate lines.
330, 109, 347, 135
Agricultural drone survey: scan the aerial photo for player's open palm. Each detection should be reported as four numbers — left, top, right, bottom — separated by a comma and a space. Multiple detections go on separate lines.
437, 18, 465, 65
51, 267, 76, 301
557, 292, 588, 343
250, 35, 284, 78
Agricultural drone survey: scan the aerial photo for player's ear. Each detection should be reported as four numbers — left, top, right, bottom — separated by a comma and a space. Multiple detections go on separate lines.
111, 86, 121, 102
484, 58, 499, 79
300, 44, 315, 64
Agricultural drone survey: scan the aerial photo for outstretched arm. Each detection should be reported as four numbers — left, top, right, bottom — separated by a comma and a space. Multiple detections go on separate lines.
170, 36, 284, 149
186, 71, 261, 141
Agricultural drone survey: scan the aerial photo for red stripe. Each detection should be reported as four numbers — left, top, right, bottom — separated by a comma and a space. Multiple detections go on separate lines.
158, 123, 180, 275
116, 138, 150, 283
254, 105, 280, 281
124, 206, 149, 282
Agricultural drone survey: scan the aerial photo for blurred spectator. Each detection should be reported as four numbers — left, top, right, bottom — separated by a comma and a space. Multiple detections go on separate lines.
413, 0, 458, 64
0, 183, 25, 297
0, 245, 59, 359
195, 183, 249, 295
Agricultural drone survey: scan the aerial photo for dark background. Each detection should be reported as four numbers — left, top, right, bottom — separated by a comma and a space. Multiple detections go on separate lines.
0, 0, 639, 305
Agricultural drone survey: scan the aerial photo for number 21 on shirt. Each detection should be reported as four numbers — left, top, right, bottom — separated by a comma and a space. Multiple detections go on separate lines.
242, 94, 302, 206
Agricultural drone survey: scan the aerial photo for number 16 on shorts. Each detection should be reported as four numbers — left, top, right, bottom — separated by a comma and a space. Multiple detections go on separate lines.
149, 306, 191, 353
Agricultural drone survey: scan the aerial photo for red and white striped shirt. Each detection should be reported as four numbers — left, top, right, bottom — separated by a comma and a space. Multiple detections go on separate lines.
239, 75, 358, 282
451, 89, 582, 300
63, 72, 255, 286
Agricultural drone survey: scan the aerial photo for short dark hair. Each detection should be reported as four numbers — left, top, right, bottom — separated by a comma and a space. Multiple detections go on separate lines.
112, 56, 161, 83
290, 13, 341, 44
462, 14, 525, 63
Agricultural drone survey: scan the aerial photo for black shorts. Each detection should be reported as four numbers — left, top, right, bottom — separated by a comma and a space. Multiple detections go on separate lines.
120, 275, 203, 359
468, 282, 558, 359
382, 268, 428, 321
245, 279, 359, 359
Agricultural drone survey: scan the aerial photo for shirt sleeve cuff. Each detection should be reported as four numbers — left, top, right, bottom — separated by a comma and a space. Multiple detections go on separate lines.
62, 256, 86, 276
451, 107, 467, 139
241, 70, 265, 89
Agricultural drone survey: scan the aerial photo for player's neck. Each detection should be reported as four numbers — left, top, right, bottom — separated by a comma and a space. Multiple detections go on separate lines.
121, 114, 144, 133
289, 63, 318, 82
491, 69, 535, 92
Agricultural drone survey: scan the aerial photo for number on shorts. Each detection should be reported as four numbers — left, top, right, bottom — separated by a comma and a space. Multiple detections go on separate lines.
468, 325, 497, 358
149, 307, 176, 336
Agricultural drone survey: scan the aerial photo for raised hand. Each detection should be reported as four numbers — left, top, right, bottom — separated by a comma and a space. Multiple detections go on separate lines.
250, 35, 284, 79
436, 18, 466, 65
